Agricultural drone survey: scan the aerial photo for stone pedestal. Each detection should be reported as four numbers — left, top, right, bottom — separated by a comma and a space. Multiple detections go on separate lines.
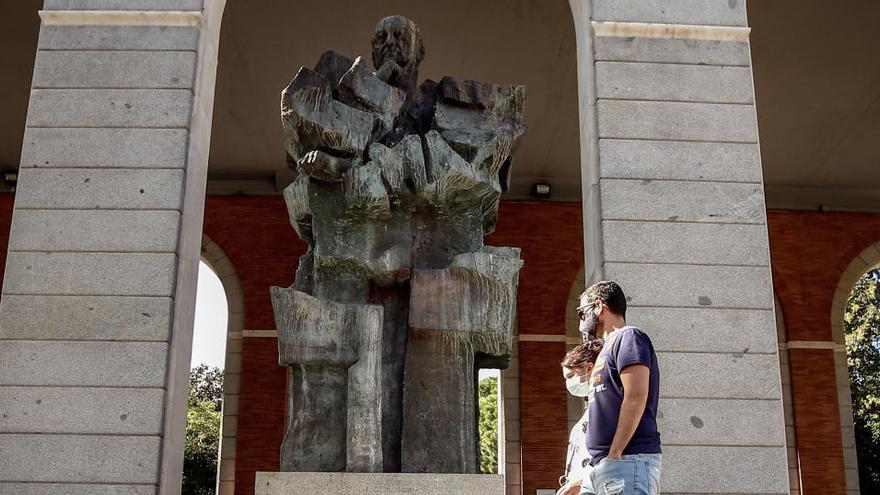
255, 472, 505, 494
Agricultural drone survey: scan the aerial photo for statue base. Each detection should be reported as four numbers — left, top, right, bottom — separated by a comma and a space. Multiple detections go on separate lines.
255, 472, 505, 494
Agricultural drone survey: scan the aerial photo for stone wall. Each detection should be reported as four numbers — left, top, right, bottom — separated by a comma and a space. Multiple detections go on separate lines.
0, 1, 225, 493
569, 0, 789, 493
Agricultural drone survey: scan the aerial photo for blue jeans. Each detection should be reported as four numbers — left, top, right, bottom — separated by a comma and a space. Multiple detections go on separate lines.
587, 454, 662, 495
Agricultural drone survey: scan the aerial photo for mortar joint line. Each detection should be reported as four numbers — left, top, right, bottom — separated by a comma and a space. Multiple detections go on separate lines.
592, 20, 751, 42
39, 10, 203, 28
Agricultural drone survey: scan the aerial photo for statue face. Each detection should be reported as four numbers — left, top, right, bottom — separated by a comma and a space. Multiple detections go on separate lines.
371, 16, 423, 74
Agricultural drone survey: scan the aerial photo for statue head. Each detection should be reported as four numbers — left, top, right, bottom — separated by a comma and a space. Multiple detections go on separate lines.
371, 16, 424, 89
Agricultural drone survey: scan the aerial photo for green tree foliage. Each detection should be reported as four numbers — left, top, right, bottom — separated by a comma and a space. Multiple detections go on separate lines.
478, 376, 499, 474
844, 268, 880, 492
183, 365, 223, 495
189, 364, 223, 409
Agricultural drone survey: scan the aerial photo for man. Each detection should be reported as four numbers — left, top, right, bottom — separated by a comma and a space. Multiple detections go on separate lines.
557, 338, 605, 495
579, 281, 661, 495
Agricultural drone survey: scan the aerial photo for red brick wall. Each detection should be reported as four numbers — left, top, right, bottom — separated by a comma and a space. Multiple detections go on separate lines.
768, 210, 880, 342
487, 202, 585, 336
203, 197, 583, 494
487, 202, 584, 494
518, 341, 568, 493
787, 347, 845, 492
208, 204, 880, 494
768, 209, 880, 494
203, 197, 304, 494
234, 337, 287, 493
203, 196, 307, 330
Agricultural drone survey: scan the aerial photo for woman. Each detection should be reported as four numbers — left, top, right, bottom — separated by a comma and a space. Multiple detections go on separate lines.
557, 338, 604, 495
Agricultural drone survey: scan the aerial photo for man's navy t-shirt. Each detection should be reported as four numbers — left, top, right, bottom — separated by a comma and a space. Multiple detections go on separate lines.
587, 326, 661, 464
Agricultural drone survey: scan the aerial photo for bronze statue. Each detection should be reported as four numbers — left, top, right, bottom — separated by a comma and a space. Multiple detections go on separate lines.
272, 15, 527, 474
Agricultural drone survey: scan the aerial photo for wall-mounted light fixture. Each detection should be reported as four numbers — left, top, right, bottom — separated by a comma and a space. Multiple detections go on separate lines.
3, 172, 16, 192
534, 182, 551, 199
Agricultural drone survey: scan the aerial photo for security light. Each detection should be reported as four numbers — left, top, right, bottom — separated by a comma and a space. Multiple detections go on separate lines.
534, 183, 551, 199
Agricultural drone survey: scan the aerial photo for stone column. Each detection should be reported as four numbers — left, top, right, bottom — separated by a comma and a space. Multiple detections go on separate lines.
0, 1, 225, 494
569, 0, 789, 493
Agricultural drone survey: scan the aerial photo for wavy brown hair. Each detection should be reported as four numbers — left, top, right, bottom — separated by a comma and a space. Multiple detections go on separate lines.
561, 338, 604, 369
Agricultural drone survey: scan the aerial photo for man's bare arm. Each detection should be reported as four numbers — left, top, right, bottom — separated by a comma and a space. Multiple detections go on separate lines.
607, 364, 650, 459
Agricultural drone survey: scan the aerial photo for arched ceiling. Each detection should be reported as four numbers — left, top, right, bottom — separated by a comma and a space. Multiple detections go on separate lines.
208, 0, 582, 200
0, 1, 877, 210
749, 0, 880, 211
0, 1, 42, 176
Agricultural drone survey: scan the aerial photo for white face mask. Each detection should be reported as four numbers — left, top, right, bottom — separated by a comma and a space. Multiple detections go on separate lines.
564, 369, 590, 397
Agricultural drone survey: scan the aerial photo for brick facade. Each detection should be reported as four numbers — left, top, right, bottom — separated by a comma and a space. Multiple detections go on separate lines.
518, 341, 568, 494
204, 205, 880, 494
768, 210, 880, 494
486, 202, 583, 494
202, 197, 584, 494
768, 210, 880, 342
202, 197, 302, 493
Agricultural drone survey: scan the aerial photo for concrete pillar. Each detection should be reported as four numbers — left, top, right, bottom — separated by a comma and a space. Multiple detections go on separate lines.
0, 1, 225, 494
569, 1, 789, 493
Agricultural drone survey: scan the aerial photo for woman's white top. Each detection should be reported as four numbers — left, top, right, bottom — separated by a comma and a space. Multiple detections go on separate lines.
564, 406, 592, 483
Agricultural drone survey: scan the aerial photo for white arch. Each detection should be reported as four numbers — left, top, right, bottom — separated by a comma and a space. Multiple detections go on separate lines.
200, 234, 245, 495
831, 244, 880, 341
159, 2, 228, 493
775, 295, 802, 495
828, 242, 880, 495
